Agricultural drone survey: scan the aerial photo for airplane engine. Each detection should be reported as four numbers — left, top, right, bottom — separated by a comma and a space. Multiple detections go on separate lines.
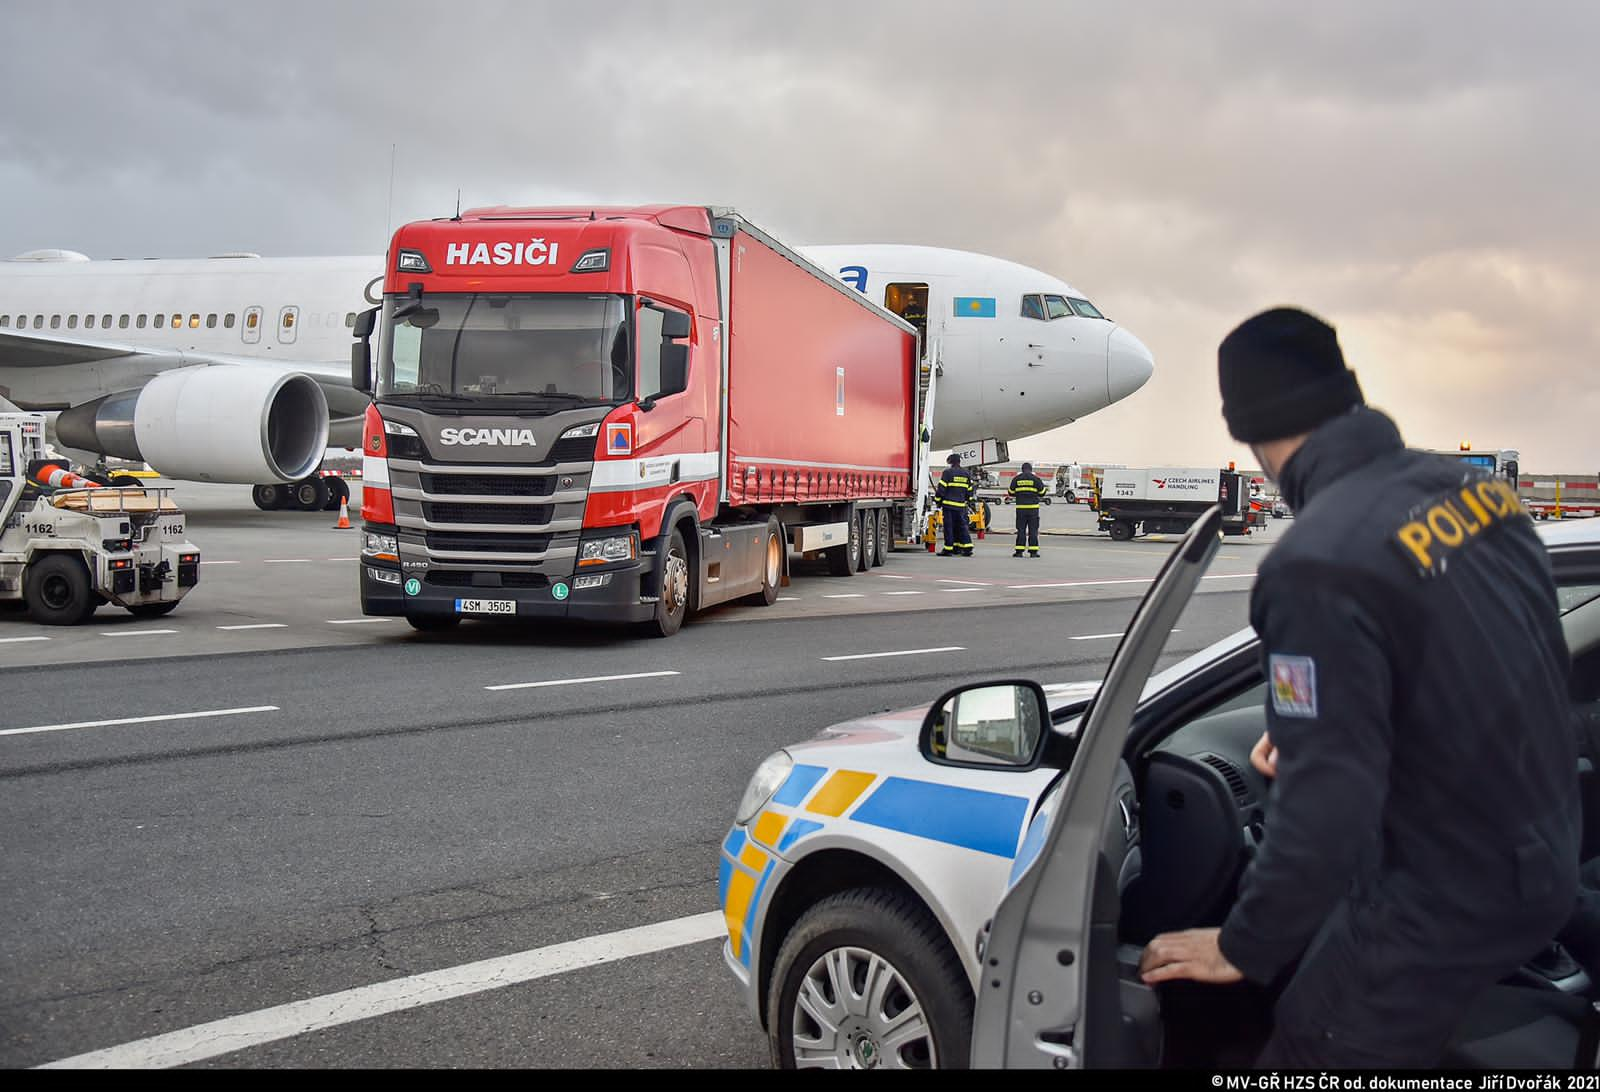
54, 367, 328, 484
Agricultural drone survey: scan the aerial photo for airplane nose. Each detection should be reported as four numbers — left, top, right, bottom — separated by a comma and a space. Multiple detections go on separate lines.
1107, 325, 1155, 405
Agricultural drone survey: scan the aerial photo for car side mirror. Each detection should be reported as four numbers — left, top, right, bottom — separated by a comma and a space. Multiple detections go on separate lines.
920, 680, 1050, 769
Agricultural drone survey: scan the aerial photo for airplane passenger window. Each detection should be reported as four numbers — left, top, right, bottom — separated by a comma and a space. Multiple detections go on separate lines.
171, 314, 181, 329
246, 312, 259, 329
345, 312, 356, 328
119, 315, 129, 329
188, 314, 199, 329
33, 315, 44, 329
1069, 297, 1107, 320
51, 315, 61, 329
0, 316, 9, 328
328, 312, 338, 327
1044, 295, 1072, 320
1021, 295, 1046, 320
154, 313, 165, 328
68, 315, 80, 329
137, 315, 148, 329
282, 312, 296, 329
206, 314, 218, 329
224, 313, 236, 329
102, 314, 112, 327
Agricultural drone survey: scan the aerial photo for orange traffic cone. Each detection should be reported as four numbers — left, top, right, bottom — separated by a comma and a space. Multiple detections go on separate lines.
334, 496, 352, 529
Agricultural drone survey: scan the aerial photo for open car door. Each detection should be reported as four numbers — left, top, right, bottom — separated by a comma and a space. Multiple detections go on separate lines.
971, 507, 1223, 1068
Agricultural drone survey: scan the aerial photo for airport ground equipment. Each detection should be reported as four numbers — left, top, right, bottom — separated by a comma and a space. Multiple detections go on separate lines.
353, 205, 927, 637
1518, 473, 1600, 520
0, 413, 200, 624
1094, 467, 1254, 541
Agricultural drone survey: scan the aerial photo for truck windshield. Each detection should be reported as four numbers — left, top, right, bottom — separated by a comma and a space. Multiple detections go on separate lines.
377, 293, 628, 406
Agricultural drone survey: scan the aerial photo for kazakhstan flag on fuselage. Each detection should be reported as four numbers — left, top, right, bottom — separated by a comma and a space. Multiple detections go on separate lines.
953, 296, 997, 318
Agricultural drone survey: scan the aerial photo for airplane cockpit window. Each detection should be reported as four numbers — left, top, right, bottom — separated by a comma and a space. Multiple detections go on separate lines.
1068, 297, 1107, 320
1044, 295, 1072, 320
1021, 295, 1046, 320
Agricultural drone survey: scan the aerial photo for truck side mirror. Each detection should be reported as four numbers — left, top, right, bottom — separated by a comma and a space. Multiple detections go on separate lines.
659, 344, 689, 398
351, 307, 378, 394
660, 310, 691, 340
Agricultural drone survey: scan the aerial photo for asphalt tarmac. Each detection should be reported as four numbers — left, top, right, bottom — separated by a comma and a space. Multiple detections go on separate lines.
0, 483, 1276, 1067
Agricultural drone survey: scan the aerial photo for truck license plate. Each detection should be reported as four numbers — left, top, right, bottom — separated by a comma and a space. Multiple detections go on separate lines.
455, 598, 516, 615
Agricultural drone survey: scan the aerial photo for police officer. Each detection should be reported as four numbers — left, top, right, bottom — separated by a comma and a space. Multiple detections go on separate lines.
1008, 461, 1045, 557
936, 453, 974, 557
1139, 307, 1579, 1067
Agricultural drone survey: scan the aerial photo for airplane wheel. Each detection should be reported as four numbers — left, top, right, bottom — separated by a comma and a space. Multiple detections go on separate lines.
293, 477, 331, 512
252, 484, 286, 510
324, 477, 350, 511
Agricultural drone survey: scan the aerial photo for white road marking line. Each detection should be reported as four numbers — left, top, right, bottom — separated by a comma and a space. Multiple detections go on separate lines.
486, 670, 681, 692
872, 574, 912, 580
1, 705, 279, 738
199, 560, 240, 566
881, 591, 924, 596
325, 557, 358, 562
325, 618, 395, 625
822, 645, 965, 662
942, 587, 980, 593
1070, 632, 1124, 641
100, 629, 177, 637
38, 910, 726, 1069
1007, 578, 1152, 590
1202, 573, 1255, 580
264, 559, 314, 564
936, 578, 992, 586
217, 624, 288, 631
822, 593, 865, 599
776, 596, 800, 601
0, 636, 51, 644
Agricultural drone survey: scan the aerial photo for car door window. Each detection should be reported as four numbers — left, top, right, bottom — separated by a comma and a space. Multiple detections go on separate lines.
972, 508, 1223, 1068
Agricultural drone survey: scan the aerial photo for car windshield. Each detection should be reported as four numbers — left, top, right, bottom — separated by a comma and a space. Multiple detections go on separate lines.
377, 292, 628, 406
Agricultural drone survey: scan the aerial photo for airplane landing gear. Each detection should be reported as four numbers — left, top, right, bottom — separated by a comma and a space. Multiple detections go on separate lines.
251, 474, 349, 512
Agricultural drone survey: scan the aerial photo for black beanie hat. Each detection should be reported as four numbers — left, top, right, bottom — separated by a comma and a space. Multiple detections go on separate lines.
1217, 307, 1365, 443
948, 453, 961, 466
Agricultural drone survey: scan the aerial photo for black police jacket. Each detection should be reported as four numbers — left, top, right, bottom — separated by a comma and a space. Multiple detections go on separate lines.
1218, 407, 1580, 986
1009, 473, 1046, 508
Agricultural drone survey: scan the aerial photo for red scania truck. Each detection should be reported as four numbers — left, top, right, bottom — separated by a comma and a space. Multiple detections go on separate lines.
352, 205, 922, 636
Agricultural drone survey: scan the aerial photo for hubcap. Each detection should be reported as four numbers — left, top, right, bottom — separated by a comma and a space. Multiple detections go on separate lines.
662, 549, 689, 615
791, 946, 935, 1069
765, 534, 781, 586
41, 573, 72, 610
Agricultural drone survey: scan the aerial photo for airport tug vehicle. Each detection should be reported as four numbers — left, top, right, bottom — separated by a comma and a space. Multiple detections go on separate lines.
0, 413, 199, 624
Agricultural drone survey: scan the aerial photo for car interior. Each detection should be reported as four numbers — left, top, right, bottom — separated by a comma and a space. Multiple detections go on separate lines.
1083, 575, 1600, 1068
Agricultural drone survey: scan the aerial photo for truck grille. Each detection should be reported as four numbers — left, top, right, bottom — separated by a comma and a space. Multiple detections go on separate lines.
425, 571, 550, 589
425, 531, 553, 554
421, 473, 557, 498
423, 502, 553, 525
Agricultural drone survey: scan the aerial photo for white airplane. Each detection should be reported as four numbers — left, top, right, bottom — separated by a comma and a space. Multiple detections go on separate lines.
0, 242, 1153, 507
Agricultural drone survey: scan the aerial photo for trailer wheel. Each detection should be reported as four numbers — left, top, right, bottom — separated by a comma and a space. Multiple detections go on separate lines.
746, 518, 784, 606
24, 553, 98, 625
127, 602, 179, 619
1109, 520, 1135, 542
647, 527, 692, 637
859, 510, 877, 571
875, 509, 891, 566
252, 484, 286, 511
828, 508, 861, 577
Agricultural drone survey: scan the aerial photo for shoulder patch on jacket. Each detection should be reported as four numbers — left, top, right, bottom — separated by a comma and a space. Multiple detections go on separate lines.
1269, 655, 1318, 718
1390, 475, 1527, 579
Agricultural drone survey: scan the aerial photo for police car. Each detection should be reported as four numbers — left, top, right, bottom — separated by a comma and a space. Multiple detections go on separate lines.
721, 511, 1600, 1069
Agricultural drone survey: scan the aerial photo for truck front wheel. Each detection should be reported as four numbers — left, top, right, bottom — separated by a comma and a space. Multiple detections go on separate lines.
767, 888, 971, 1069
24, 554, 98, 625
1109, 519, 1136, 542
647, 527, 692, 637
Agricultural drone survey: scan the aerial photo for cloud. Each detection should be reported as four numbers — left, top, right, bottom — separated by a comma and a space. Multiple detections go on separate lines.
1, 0, 1594, 469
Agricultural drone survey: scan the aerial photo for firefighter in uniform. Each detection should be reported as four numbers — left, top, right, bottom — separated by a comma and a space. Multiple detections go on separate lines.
1008, 461, 1045, 557
1139, 307, 1579, 1067
937, 453, 974, 556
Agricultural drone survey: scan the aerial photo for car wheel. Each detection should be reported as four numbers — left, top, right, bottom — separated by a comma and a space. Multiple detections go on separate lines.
874, 509, 891, 565
1109, 520, 1135, 542
252, 484, 286, 511
746, 518, 783, 606
647, 526, 692, 637
406, 613, 460, 632
860, 510, 876, 571
768, 888, 971, 1070
24, 553, 98, 625
127, 602, 179, 619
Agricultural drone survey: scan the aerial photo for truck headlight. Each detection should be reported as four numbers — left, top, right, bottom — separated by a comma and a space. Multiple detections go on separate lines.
363, 532, 399, 561
578, 533, 635, 566
736, 751, 794, 825
560, 422, 600, 440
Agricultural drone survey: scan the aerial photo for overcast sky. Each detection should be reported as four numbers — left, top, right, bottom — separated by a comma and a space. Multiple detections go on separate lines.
3, 1, 1595, 471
